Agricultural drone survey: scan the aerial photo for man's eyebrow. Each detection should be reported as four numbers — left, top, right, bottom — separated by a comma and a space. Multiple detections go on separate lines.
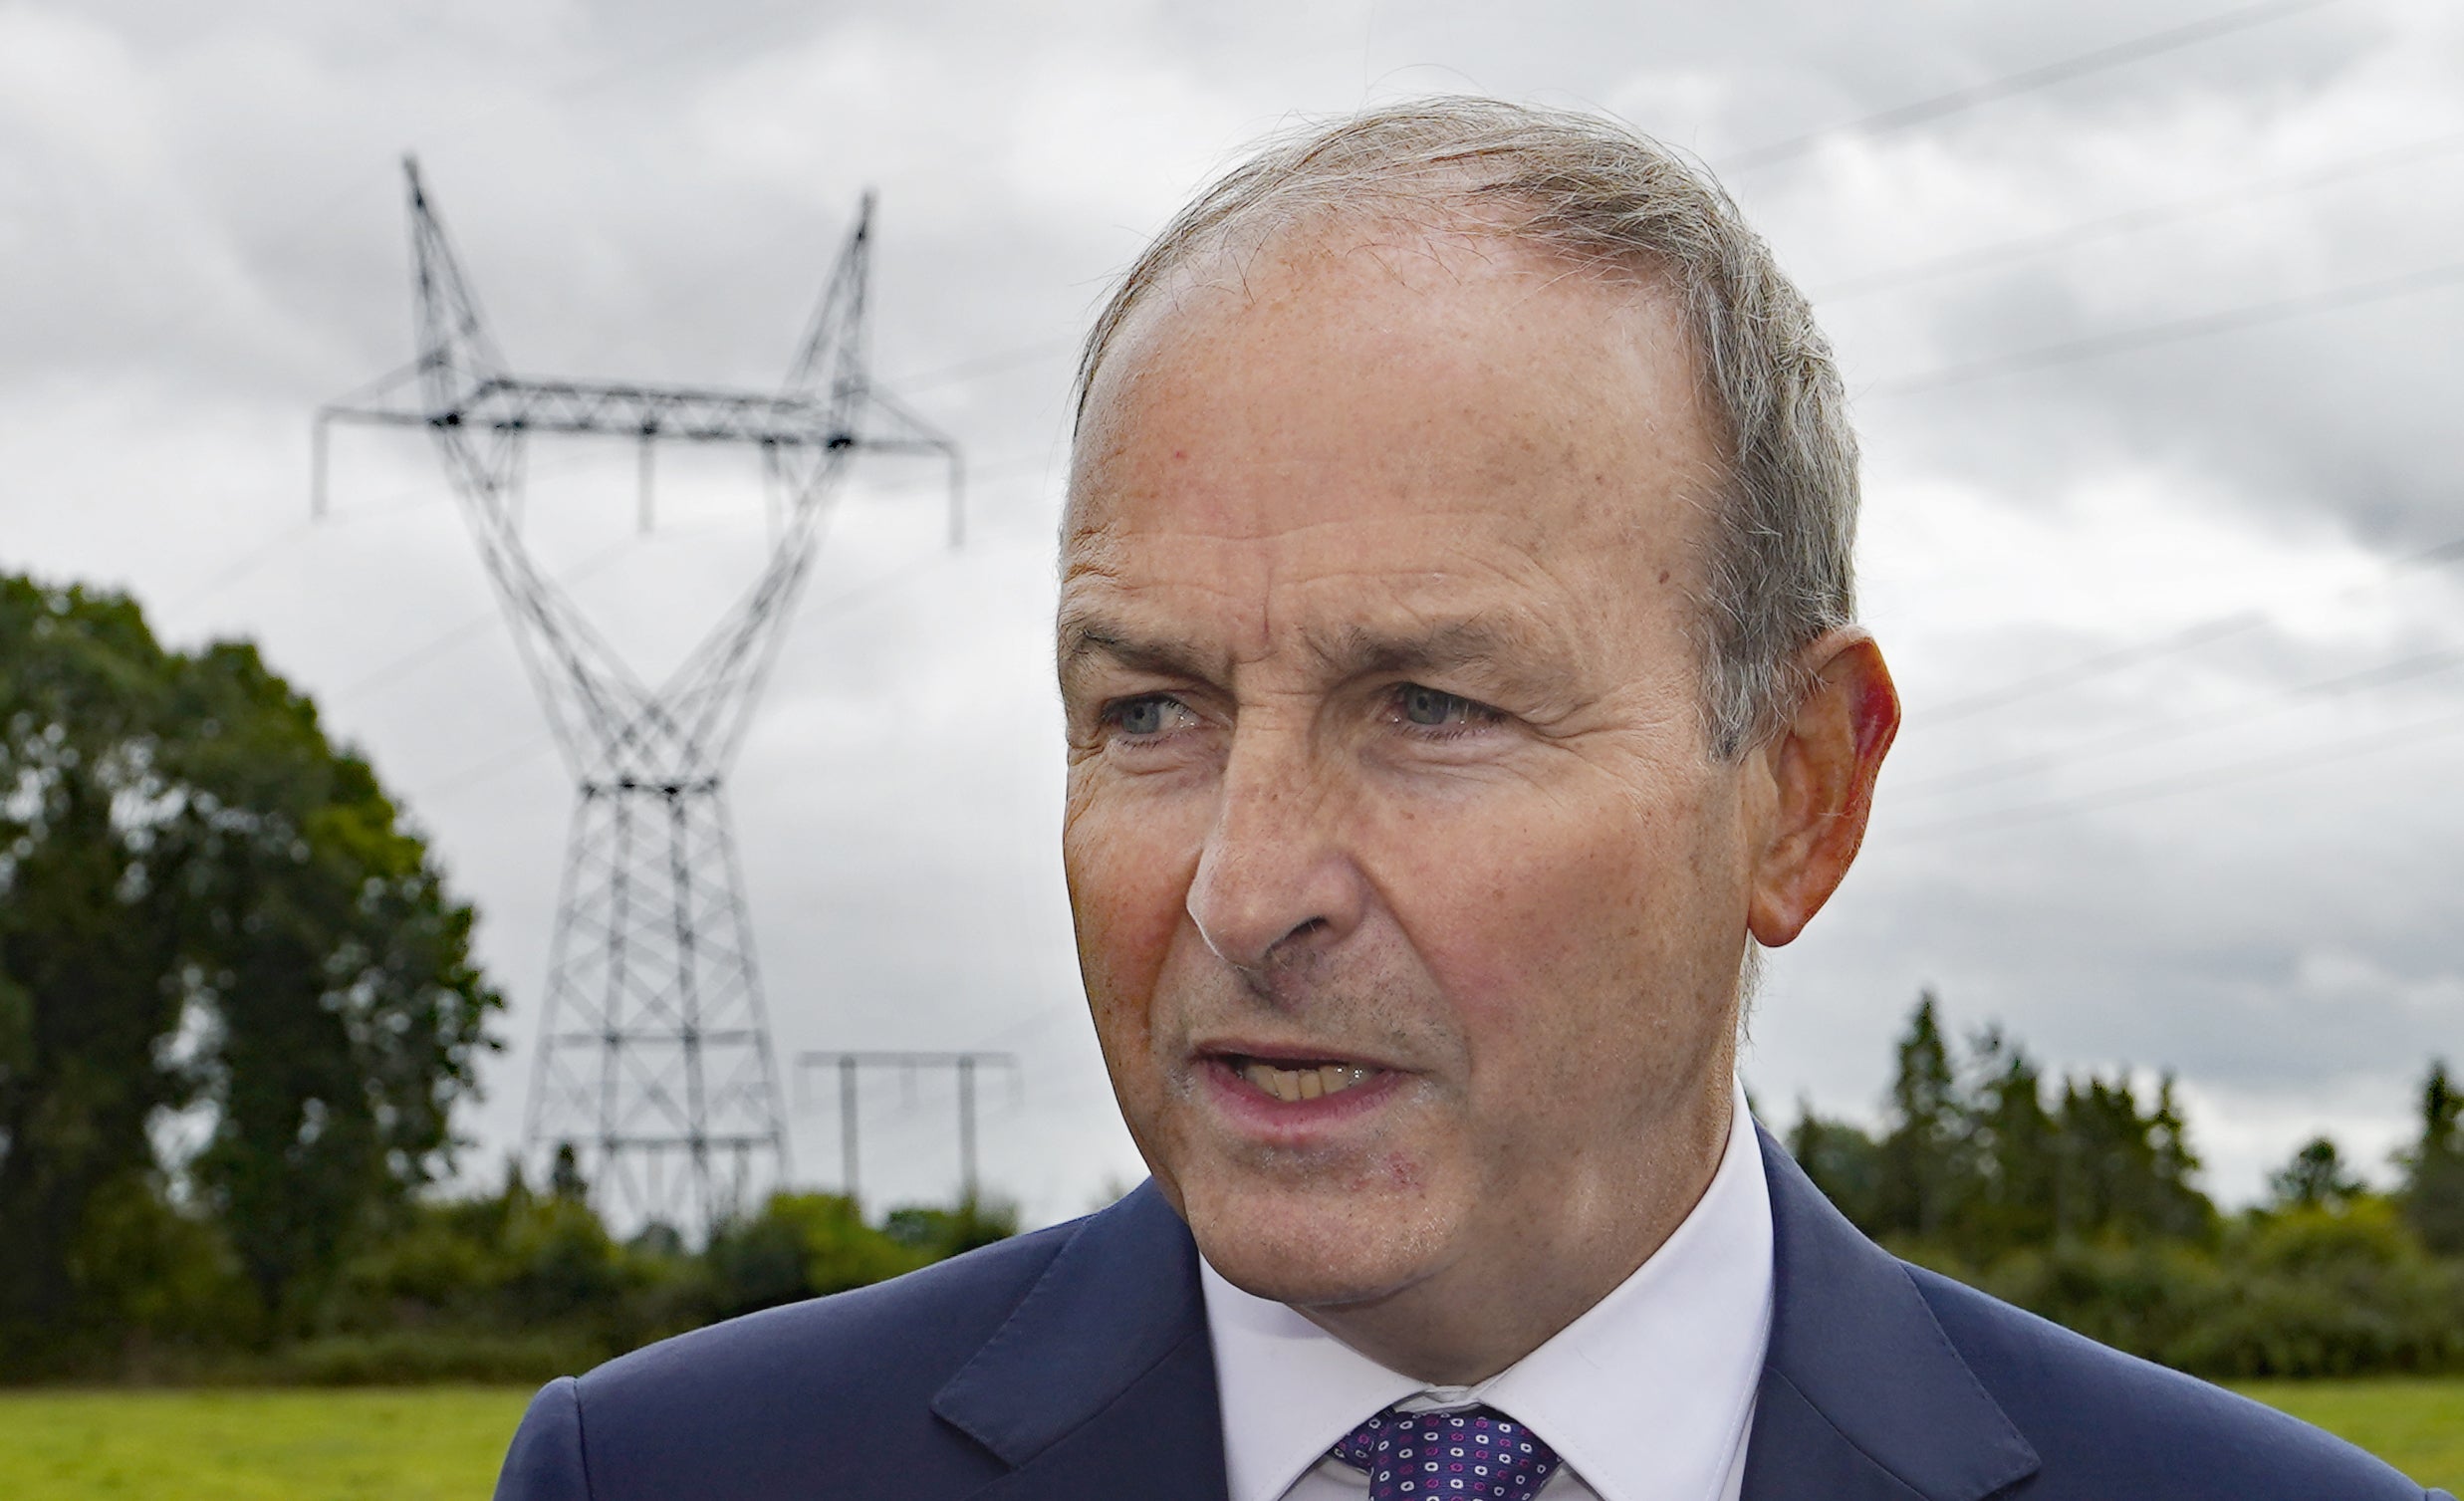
1056, 621, 1219, 687
1056, 612, 1569, 696
1304, 616, 1556, 680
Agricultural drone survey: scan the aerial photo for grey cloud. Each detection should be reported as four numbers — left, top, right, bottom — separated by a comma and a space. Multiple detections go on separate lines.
4, 0, 2459, 1223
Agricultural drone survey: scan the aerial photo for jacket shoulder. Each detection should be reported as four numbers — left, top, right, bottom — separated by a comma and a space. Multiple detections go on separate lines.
1905, 1264, 2433, 1500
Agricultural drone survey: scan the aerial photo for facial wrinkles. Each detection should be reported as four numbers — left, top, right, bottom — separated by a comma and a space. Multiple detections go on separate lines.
1062, 221, 1754, 1341
1076, 505, 1717, 1042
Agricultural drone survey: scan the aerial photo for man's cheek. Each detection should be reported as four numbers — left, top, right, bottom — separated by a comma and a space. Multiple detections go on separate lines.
1389, 806, 1633, 992
1069, 810, 1202, 1058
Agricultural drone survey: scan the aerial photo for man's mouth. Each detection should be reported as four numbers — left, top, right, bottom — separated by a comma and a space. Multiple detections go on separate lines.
1224, 1055, 1383, 1103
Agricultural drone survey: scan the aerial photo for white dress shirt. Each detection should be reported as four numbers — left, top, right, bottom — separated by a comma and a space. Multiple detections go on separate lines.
1201, 1079, 1774, 1501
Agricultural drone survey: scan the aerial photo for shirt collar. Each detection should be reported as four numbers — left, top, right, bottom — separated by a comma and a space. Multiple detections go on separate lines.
1201, 1078, 1775, 1501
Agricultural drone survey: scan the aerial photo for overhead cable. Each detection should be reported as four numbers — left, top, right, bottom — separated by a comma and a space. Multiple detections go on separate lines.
1809, 126, 2464, 303
1915, 530, 2464, 726
1892, 703, 2464, 840
1895, 647, 2464, 798
1922, 613, 2270, 726
410, 538, 970, 802
328, 536, 638, 705
1865, 257, 2464, 398
1719, 0, 2341, 173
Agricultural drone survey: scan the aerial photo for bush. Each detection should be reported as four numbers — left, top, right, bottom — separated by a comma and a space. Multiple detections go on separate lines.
883, 1199, 1020, 1261
1900, 1198, 2464, 1379
66, 1172, 261, 1353
703, 1193, 926, 1320
2171, 1203, 2464, 1378
264, 1330, 610, 1386
1959, 1239, 2229, 1367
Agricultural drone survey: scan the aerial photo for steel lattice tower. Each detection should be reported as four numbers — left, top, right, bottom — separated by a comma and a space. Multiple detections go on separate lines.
317, 159, 960, 1232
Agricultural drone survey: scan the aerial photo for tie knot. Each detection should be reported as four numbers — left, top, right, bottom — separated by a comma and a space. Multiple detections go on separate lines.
1328, 1403, 1563, 1500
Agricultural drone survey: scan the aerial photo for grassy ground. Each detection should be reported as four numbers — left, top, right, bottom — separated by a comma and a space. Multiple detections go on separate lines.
0, 1379, 2455, 1496
0, 1386, 533, 1500
2231, 1378, 2464, 1492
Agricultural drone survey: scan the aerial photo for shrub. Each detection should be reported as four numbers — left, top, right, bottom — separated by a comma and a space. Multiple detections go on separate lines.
703, 1193, 926, 1320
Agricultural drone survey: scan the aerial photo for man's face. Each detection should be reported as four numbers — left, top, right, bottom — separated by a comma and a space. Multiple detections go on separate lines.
1059, 226, 1754, 1326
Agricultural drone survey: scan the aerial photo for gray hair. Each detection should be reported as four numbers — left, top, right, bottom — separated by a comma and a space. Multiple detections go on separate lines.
1073, 97, 1858, 757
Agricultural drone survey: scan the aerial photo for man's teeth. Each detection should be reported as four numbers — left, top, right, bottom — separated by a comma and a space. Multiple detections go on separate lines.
1240, 1060, 1374, 1103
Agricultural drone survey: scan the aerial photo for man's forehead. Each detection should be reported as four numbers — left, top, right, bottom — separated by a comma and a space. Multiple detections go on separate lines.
1058, 207, 1725, 694
1067, 222, 1717, 524
1081, 220, 1681, 414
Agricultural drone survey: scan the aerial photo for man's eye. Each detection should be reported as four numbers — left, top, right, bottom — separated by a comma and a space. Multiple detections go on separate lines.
1107, 695, 1186, 737
1397, 684, 1492, 729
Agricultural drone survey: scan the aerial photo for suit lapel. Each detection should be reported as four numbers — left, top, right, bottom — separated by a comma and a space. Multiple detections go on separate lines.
928, 1135, 2040, 1501
1743, 1129, 2039, 1501
933, 1182, 1229, 1501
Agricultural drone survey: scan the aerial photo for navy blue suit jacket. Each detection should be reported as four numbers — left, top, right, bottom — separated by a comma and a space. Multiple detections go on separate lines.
496, 1131, 2446, 1499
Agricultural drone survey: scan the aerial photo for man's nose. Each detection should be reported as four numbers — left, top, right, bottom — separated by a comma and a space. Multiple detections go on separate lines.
1184, 731, 1368, 975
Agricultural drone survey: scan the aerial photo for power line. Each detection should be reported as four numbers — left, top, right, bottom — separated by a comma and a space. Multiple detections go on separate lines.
1719, 0, 2341, 172
163, 475, 469, 616
408, 731, 557, 804
405, 543, 967, 803
333, 612, 504, 705
795, 1051, 1017, 1205
1894, 646, 2464, 798
1892, 702, 2464, 841
1808, 126, 2464, 304
327, 536, 638, 705
1865, 257, 2464, 399
1921, 613, 2269, 726
1913, 531, 2464, 726
161, 520, 321, 615
883, 340, 1078, 396
364, 452, 1055, 815
328, 448, 1044, 719
108, 12, 838, 396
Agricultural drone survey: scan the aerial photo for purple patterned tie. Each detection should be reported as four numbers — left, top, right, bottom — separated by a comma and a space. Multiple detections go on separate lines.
1328, 1404, 1564, 1500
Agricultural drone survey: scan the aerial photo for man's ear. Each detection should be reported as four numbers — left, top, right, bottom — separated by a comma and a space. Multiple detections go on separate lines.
1746, 629, 1899, 947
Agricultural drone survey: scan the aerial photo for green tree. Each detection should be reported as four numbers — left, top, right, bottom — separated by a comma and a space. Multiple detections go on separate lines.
2054, 1076, 2155, 1236
0, 575, 501, 1355
1963, 1031, 2058, 1252
1787, 1103, 1884, 1233
2140, 1075, 2216, 1242
1876, 991, 1968, 1239
882, 1198, 1020, 1261
1832, 998, 2214, 1261
0, 585, 195, 1349
2270, 1136, 2364, 1211
549, 1142, 590, 1201
2397, 1060, 2464, 1254
703, 1193, 927, 1320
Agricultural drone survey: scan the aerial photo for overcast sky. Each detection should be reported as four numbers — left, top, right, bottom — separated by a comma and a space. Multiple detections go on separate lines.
5, 0, 2461, 1225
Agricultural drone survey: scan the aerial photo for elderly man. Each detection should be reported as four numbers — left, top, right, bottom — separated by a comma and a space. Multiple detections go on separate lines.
495, 100, 2441, 1501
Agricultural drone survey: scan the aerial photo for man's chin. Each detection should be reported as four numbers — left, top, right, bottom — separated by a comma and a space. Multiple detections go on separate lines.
1179, 1176, 1450, 1312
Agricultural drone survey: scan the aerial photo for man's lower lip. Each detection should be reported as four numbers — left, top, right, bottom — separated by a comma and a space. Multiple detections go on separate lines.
1198, 1055, 1401, 1122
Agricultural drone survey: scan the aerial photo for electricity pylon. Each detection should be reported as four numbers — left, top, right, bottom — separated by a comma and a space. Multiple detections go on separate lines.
316, 158, 961, 1234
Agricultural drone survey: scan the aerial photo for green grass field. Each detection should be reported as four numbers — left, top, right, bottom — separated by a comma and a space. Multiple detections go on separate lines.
2230, 1379, 2464, 1492
0, 1379, 2456, 1496
0, 1387, 533, 1500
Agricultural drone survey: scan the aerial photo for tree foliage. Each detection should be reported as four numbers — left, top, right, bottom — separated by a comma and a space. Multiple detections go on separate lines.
2399, 1060, 2464, 1255
307, 1165, 1019, 1381
1793, 994, 2214, 1261
1788, 994, 2464, 1379
2272, 1136, 2365, 1212
0, 575, 501, 1361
